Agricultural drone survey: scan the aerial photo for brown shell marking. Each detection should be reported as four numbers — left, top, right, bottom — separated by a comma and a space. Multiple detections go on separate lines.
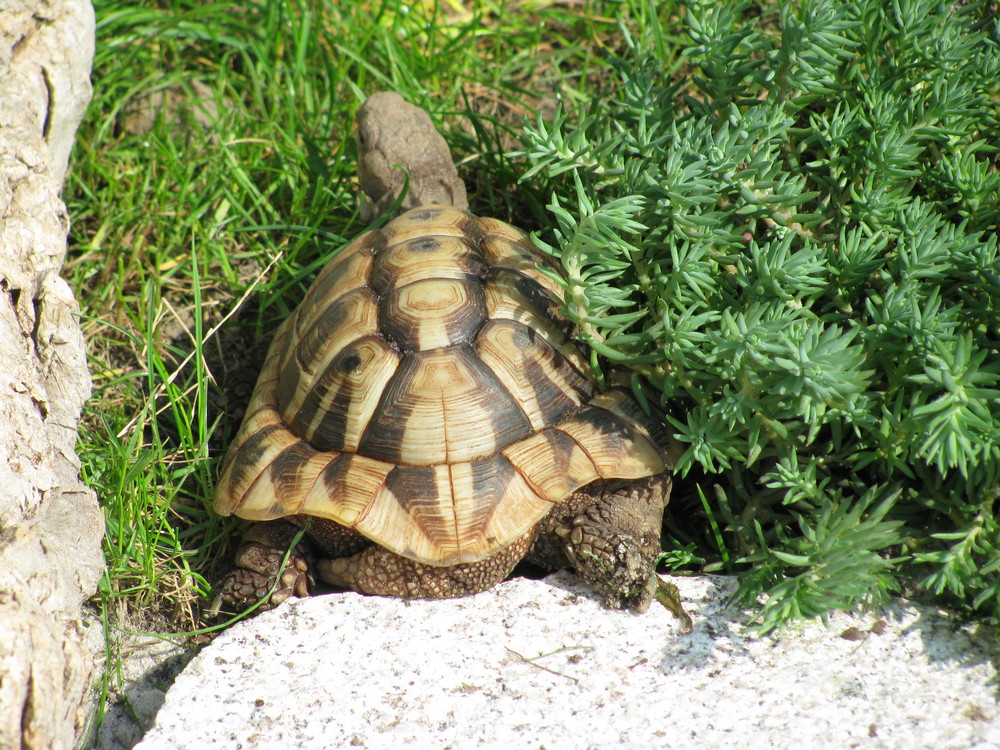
213, 205, 667, 565
358, 344, 533, 466
380, 279, 488, 352
368, 234, 487, 294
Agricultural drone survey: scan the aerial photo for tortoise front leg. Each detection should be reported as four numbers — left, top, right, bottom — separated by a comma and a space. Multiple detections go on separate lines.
316, 535, 532, 599
531, 474, 672, 613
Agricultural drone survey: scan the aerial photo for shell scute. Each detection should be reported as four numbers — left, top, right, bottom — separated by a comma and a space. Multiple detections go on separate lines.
280, 287, 380, 420
301, 453, 395, 525
556, 390, 667, 479
475, 319, 592, 430
290, 335, 400, 452
483, 268, 590, 377
295, 236, 376, 340
368, 235, 487, 294
501, 428, 600, 503
379, 278, 488, 352
358, 344, 533, 466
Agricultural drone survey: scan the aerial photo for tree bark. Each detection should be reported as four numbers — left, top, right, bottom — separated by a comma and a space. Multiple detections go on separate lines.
0, 1, 104, 748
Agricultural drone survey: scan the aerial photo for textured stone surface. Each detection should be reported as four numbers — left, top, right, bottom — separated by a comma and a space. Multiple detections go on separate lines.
0, 2, 103, 748
85, 624, 191, 750
132, 573, 999, 750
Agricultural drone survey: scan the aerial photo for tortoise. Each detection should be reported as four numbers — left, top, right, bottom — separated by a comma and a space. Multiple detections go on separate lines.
212, 92, 677, 614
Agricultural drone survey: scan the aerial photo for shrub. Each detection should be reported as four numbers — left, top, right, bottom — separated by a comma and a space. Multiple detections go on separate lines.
519, 0, 1000, 631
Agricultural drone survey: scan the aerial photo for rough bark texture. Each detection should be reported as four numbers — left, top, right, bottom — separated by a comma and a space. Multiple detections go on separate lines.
0, 1, 104, 749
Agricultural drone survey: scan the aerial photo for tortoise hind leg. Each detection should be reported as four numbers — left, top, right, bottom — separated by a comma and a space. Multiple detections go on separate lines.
316, 535, 532, 599
529, 474, 672, 613
212, 516, 370, 614
212, 519, 315, 614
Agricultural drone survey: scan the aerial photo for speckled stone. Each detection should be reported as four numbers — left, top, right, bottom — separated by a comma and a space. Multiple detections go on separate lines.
134, 573, 999, 750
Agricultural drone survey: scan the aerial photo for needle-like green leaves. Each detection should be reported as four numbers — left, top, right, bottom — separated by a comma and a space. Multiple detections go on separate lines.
521, 0, 1000, 631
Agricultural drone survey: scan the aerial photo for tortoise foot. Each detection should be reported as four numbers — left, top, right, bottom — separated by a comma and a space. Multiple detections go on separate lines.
551, 474, 678, 614
210, 521, 315, 616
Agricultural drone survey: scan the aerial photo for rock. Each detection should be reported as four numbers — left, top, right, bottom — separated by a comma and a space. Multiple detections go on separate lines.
0, 0, 95, 185
134, 573, 999, 750
0, 1, 104, 748
84, 623, 192, 750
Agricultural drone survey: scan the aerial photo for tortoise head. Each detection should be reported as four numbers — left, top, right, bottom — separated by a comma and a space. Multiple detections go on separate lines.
356, 92, 468, 222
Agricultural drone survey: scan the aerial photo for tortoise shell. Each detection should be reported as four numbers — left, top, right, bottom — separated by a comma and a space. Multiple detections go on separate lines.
213, 205, 667, 566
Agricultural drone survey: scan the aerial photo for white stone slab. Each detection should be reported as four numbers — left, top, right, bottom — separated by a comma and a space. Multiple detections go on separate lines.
135, 573, 999, 750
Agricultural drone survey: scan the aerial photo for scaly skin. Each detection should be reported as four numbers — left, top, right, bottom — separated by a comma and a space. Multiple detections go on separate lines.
316, 535, 534, 600
212, 520, 314, 613
528, 474, 671, 613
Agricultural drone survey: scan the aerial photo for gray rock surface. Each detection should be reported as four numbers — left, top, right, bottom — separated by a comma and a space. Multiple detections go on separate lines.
86, 626, 191, 750
0, 2, 103, 748
1, 0, 95, 185
134, 573, 999, 750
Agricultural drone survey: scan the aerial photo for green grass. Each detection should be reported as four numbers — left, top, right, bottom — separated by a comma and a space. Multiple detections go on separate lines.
67, 0, 675, 726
